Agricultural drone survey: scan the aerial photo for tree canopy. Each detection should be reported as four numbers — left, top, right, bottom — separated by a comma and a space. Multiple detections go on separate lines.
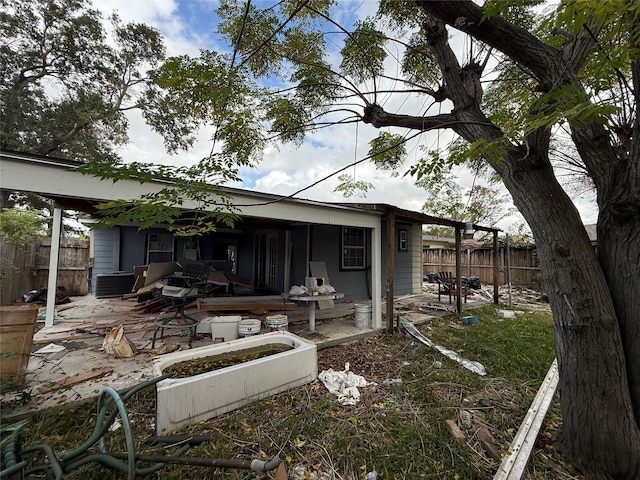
1, 0, 165, 160
0, 208, 46, 244
421, 179, 516, 237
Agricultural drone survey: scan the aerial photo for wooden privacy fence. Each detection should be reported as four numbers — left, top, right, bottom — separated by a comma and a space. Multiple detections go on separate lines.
423, 246, 542, 289
0, 238, 90, 305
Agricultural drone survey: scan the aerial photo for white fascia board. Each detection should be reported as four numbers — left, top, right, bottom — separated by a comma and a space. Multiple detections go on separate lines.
234, 197, 381, 228
1, 155, 381, 228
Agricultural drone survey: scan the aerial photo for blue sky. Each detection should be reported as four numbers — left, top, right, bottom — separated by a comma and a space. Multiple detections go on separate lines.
94, 0, 598, 231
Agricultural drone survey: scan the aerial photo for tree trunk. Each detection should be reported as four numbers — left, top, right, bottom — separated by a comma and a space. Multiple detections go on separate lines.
399, 3, 640, 476
496, 150, 640, 479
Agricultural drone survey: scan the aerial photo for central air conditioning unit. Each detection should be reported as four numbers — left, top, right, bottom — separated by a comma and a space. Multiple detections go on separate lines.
95, 272, 135, 298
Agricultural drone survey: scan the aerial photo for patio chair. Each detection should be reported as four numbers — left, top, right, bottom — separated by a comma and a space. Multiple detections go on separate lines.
151, 263, 211, 348
437, 271, 468, 304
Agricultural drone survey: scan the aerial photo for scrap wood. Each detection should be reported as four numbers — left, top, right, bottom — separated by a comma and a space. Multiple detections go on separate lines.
33, 333, 107, 344
197, 302, 297, 312
446, 419, 466, 443
37, 367, 114, 394
476, 425, 502, 462
423, 303, 455, 312
273, 463, 288, 480
133, 297, 168, 313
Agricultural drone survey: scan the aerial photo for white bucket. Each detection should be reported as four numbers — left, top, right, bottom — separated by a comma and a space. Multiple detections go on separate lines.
354, 304, 370, 329
237, 319, 262, 337
209, 316, 242, 342
265, 314, 288, 332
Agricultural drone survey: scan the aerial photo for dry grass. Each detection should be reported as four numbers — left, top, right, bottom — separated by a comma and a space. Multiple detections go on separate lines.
3, 304, 584, 480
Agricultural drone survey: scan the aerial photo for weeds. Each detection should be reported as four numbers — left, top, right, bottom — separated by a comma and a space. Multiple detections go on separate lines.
2, 304, 583, 479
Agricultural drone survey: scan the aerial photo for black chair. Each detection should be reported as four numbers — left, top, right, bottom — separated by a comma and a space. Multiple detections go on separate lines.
151, 264, 210, 348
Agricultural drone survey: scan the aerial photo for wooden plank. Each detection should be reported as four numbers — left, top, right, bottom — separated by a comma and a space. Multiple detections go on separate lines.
197, 302, 297, 312
37, 367, 114, 393
33, 333, 106, 344
198, 295, 287, 304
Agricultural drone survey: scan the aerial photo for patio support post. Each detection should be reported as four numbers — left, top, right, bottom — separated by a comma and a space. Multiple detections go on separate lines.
455, 226, 462, 314
371, 220, 383, 330
386, 209, 395, 333
493, 231, 499, 304
45, 205, 63, 327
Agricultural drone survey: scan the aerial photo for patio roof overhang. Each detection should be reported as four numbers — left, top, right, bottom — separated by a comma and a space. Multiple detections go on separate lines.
1, 150, 384, 229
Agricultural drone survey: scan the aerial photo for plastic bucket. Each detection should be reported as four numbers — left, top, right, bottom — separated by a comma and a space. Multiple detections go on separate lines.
0, 305, 39, 386
354, 304, 370, 329
461, 315, 478, 326
209, 316, 242, 342
265, 314, 288, 332
237, 319, 262, 338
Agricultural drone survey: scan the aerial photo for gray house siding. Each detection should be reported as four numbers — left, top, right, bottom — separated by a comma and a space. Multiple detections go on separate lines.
310, 224, 371, 302
91, 228, 120, 292
379, 221, 414, 297
89, 218, 420, 300
392, 222, 414, 295
120, 227, 150, 273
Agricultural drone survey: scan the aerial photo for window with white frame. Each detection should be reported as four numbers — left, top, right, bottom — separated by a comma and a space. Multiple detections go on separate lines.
398, 229, 408, 252
147, 233, 174, 263
341, 227, 365, 269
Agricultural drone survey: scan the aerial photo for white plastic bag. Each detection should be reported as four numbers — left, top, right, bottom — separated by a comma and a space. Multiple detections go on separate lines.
317, 284, 336, 294
289, 285, 308, 295
318, 362, 376, 406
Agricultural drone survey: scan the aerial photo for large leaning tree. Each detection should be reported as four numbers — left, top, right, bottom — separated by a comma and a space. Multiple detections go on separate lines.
144, 1, 638, 476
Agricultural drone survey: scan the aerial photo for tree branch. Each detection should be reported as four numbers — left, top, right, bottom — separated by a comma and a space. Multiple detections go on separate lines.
415, 0, 564, 91
362, 103, 455, 131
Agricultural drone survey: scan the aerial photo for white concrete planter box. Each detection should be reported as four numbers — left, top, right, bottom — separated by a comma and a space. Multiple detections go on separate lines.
153, 331, 317, 434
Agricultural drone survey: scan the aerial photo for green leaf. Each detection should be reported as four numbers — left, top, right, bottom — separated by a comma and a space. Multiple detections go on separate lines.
340, 19, 386, 83
333, 174, 374, 198
368, 132, 406, 171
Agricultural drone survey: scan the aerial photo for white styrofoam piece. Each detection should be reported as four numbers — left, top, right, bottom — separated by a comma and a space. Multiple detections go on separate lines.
153, 331, 317, 434
497, 310, 516, 318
